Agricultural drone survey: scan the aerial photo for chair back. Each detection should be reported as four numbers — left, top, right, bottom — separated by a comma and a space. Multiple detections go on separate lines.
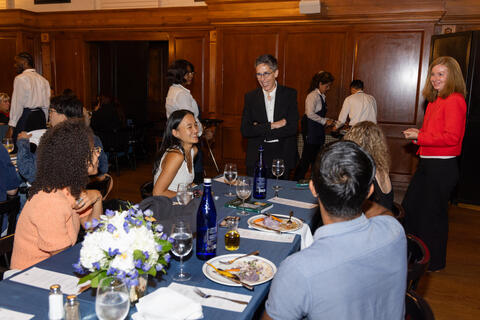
140, 181, 154, 199
0, 234, 15, 279
0, 195, 21, 236
405, 289, 435, 320
86, 174, 113, 200
407, 234, 431, 290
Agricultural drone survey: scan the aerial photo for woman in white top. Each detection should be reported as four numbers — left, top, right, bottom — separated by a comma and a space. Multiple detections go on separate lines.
153, 109, 198, 198
165, 60, 203, 136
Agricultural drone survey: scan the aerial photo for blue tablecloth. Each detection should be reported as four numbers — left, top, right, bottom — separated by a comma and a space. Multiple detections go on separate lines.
0, 178, 320, 319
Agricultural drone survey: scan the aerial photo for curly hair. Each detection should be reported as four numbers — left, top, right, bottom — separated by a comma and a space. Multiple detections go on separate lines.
29, 119, 94, 199
343, 121, 390, 175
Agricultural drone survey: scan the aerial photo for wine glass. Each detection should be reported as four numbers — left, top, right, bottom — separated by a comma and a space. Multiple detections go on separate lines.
95, 277, 130, 320
272, 159, 285, 197
224, 163, 238, 197
171, 220, 193, 281
176, 183, 193, 205
236, 176, 252, 216
2, 138, 14, 154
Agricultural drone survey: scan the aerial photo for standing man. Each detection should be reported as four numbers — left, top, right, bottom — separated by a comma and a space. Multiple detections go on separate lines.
241, 54, 298, 177
334, 79, 377, 130
6, 52, 50, 142
263, 141, 407, 320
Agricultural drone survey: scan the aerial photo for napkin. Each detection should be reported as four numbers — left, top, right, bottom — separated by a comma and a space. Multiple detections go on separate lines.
244, 222, 314, 249
169, 283, 251, 313
267, 196, 318, 209
0, 308, 34, 320
132, 287, 203, 320
238, 228, 295, 243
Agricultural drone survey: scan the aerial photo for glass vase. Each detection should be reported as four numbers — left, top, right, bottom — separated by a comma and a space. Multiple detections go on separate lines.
128, 273, 148, 304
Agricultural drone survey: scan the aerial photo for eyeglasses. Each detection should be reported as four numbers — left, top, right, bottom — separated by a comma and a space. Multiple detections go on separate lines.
48, 108, 58, 114
187, 71, 195, 75
92, 146, 102, 154
256, 71, 273, 78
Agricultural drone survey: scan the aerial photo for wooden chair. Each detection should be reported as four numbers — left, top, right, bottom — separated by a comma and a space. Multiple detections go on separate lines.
407, 234, 431, 291
0, 195, 21, 236
0, 234, 15, 280
86, 173, 113, 200
140, 181, 154, 199
405, 289, 435, 320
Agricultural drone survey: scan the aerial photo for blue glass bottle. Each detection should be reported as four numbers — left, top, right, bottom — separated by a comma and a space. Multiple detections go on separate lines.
196, 178, 217, 260
253, 145, 267, 199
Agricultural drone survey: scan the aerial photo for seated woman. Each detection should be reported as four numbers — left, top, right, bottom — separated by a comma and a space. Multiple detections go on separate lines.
343, 121, 394, 215
11, 119, 102, 270
153, 110, 198, 198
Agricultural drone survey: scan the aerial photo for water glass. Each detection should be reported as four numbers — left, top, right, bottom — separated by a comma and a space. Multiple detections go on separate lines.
236, 176, 252, 216
171, 221, 193, 281
95, 277, 130, 320
176, 183, 193, 205
2, 138, 14, 154
224, 163, 238, 197
272, 159, 285, 197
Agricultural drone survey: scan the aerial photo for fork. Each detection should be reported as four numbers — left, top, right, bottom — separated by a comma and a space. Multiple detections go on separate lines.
287, 211, 294, 224
194, 288, 249, 305
219, 250, 260, 265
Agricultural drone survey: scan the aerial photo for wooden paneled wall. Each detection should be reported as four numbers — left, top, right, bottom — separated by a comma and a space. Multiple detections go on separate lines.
1, 1, 480, 184
213, 24, 433, 183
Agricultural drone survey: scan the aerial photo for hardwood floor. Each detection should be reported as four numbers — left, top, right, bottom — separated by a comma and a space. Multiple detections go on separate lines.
108, 159, 480, 320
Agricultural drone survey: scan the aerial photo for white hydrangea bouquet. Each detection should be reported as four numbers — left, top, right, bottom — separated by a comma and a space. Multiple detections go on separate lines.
73, 205, 172, 292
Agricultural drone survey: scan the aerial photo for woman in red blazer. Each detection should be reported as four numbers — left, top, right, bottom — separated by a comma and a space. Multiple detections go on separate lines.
402, 56, 467, 271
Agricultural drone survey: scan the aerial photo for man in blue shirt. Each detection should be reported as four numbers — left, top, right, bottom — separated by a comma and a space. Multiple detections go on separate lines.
1, 144, 21, 235
263, 141, 407, 320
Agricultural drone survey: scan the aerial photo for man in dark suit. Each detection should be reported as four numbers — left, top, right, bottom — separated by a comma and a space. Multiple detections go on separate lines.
241, 54, 298, 178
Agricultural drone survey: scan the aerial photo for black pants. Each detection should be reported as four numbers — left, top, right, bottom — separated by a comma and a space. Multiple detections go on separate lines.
293, 143, 322, 181
12, 108, 46, 143
246, 142, 291, 179
402, 158, 459, 271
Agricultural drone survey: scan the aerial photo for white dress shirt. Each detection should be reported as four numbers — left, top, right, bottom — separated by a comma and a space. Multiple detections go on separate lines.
9, 69, 50, 128
263, 83, 278, 143
165, 84, 203, 136
336, 90, 377, 127
305, 89, 328, 125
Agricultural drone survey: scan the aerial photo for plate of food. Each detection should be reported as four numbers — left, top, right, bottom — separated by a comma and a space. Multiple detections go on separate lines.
247, 214, 303, 233
202, 254, 276, 287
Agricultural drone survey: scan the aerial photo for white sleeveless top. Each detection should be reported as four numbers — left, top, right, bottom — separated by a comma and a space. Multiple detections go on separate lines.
153, 148, 195, 192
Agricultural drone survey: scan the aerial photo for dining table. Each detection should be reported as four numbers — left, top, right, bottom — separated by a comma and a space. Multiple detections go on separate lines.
0, 177, 321, 320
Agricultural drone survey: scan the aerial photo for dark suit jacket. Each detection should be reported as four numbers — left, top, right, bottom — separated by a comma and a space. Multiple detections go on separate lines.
241, 85, 298, 169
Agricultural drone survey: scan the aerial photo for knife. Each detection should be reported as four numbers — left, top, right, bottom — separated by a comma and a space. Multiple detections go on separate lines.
261, 212, 285, 222
207, 263, 254, 290
252, 222, 283, 234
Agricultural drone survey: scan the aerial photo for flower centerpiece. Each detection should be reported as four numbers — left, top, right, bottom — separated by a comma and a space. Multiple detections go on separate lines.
73, 205, 172, 302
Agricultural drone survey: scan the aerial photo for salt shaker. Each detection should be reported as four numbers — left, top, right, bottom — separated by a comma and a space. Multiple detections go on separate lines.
64, 295, 80, 320
49, 284, 64, 320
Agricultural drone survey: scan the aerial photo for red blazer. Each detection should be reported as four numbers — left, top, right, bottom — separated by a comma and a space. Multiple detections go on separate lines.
415, 92, 466, 156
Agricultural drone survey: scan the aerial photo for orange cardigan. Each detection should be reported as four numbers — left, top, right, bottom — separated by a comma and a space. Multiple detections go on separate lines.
11, 189, 91, 270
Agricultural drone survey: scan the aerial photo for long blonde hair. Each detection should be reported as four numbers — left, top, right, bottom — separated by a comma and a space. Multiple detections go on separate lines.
422, 56, 466, 102
343, 121, 390, 175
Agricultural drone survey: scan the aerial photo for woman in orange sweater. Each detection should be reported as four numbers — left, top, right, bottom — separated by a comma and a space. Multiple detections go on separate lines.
11, 119, 103, 270
402, 56, 467, 271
